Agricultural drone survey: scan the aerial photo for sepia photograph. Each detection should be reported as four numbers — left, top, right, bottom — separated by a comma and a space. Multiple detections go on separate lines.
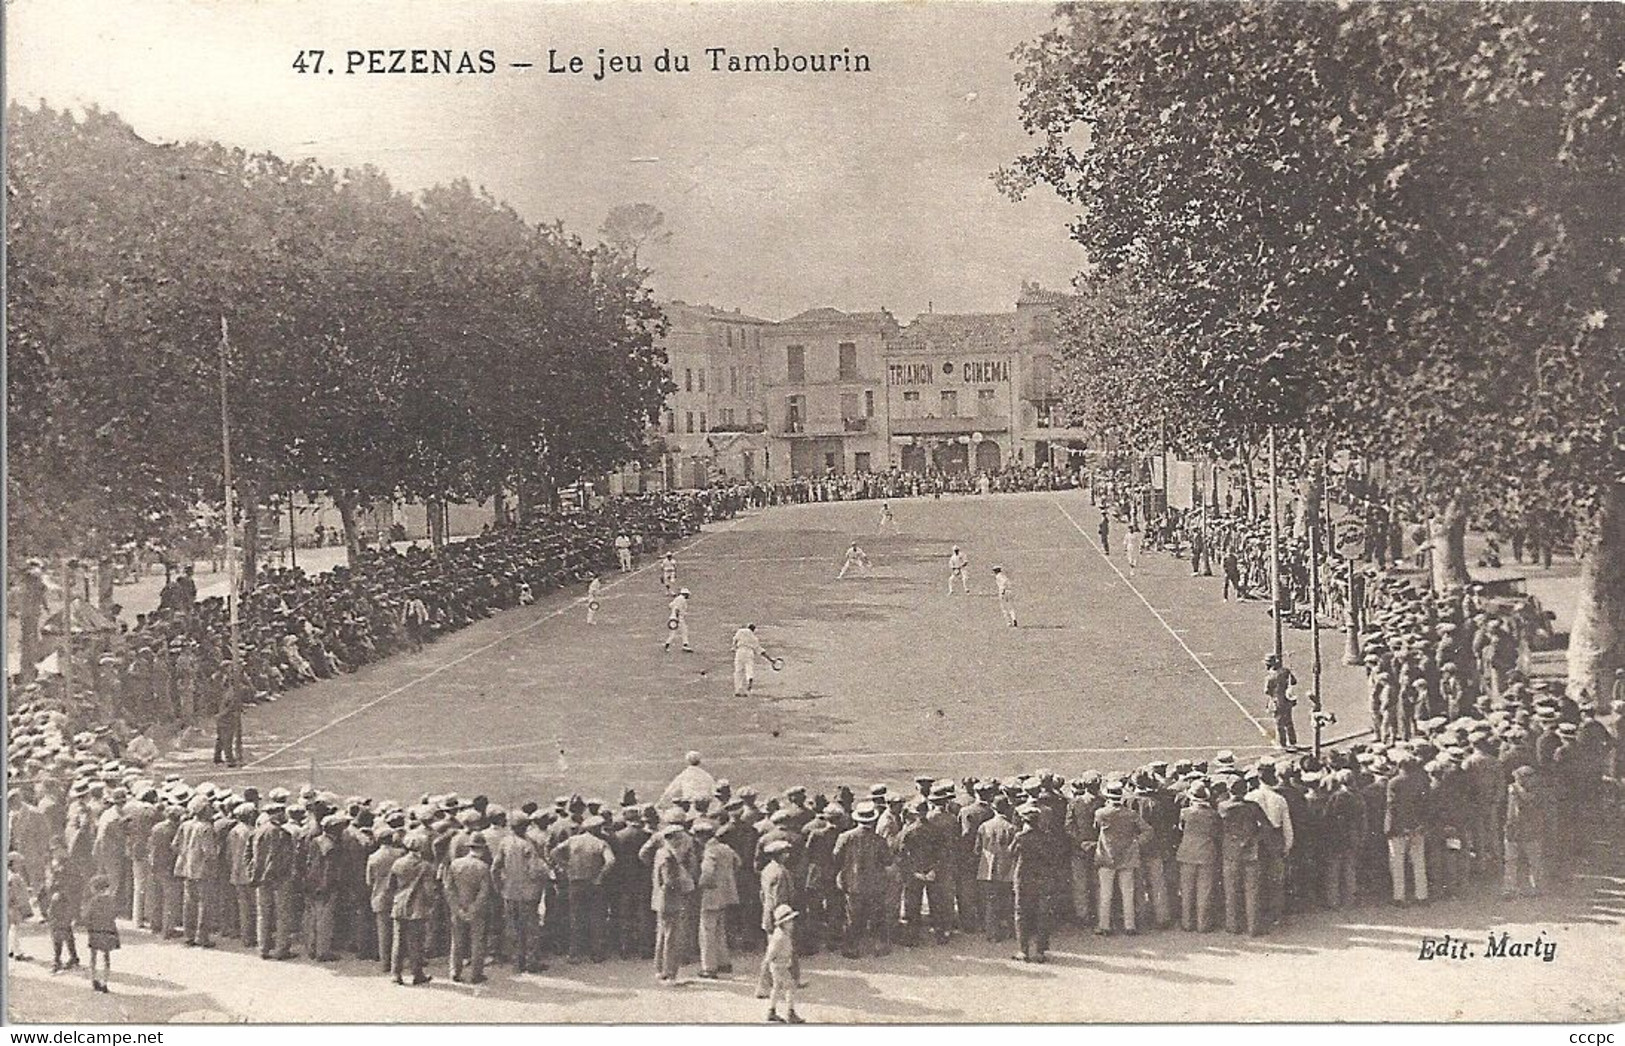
4, 0, 1623, 1031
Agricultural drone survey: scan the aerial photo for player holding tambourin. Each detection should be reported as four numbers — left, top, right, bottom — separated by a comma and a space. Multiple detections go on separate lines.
992, 566, 1018, 627
732, 623, 774, 696
660, 552, 678, 595
837, 541, 873, 579
663, 587, 694, 653
948, 546, 971, 595
585, 573, 603, 625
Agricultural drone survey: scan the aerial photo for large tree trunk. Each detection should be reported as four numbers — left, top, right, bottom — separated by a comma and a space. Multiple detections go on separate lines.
335, 493, 364, 566
427, 497, 447, 547
96, 557, 117, 612
240, 480, 260, 591
492, 489, 508, 528
1569, 482, 1625, 711
516, 483, 534, 526
1428, 497, 1471, 591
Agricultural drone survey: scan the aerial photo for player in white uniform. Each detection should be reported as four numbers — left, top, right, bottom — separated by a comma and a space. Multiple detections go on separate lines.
663, 587, 693, 652
660, 553, 678, 594
585, 574, 604, 624
992, 566, 1018, 627
732, 623, 769, 696
837, 541, 873, 579
1125, 525, 1143, 575
948, 546, 971, 595
615, 532, 634, 572
878, 502, 896, 528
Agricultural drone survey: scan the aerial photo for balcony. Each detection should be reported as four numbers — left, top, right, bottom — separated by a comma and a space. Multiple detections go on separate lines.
889, 415, 1009, 436
779, 418, 869, 438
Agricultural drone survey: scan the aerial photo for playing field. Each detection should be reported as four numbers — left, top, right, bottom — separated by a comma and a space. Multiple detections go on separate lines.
164, 489, 1369, 806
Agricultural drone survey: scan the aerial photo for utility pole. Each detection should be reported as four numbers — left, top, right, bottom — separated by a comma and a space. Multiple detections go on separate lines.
1308, 456, 1325, 758
1267, 425, 1284, 662
219, 316, 241, 669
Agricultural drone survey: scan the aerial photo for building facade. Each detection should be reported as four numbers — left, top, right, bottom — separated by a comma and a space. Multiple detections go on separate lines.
656, 301, 773, 487
760, 307, 898, 478
644, 285, 1081, 486
883, 312, 1021, 473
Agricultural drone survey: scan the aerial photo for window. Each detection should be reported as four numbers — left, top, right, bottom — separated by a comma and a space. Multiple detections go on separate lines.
838, 342, 858, 380
745, 369, 757, 395
729, 367, 738, 396
665, 411, 676, 434
978, 388, 998, 415
786, 395, 805, 433
940, 390, 959, 417
720, 408, 734, 426
684, 368, 693, 393
864, 390, 875, 417
697, 369, 706, 393
787, 345, 805, 384
745, 407, 755, 427
903, 390, 920, 419
841, 392, 863, 430
685, 411, 695, 433
853, 452, 872, 473
699, 411, 707, 432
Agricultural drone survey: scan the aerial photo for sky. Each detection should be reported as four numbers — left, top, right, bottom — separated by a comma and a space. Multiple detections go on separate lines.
8, 0, 1086, 322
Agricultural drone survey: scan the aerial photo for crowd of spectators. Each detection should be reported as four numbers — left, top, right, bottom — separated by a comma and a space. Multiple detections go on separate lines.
9, 492, 742, 765
7, 484, 1616, 1012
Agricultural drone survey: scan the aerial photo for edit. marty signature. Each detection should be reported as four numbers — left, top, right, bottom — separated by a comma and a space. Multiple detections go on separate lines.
1417, 931, 1558, 962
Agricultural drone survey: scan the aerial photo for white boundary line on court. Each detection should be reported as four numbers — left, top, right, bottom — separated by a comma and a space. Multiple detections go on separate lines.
231, 742, 1285, 778
242, 517, 745, 768
1050, 497, 1274, 741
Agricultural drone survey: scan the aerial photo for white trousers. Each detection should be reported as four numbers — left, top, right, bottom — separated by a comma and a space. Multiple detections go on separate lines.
734, 651, 757, 694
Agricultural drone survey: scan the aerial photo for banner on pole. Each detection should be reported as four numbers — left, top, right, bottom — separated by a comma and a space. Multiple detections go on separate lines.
1169, 461, 1195, 510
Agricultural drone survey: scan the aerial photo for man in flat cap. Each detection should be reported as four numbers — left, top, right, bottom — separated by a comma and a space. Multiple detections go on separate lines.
246, 802, 297, 959
173, 797, 220, 948
551, 814, 616, 964
225, 802, 258, 951
609, 808, 655, 961
389, 831, 439, 985
366, 822, 407, 972
1384, 750, 1431, 906
695, 818, 740, 976
303, 813, 347, 961
756, 840, 800, 998
492, 813, 548, 973
446, 833, 493, 982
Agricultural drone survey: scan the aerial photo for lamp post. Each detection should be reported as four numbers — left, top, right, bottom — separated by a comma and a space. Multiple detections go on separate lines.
219, 316, 241, 670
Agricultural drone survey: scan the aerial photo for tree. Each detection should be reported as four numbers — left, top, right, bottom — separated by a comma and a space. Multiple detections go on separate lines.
599, 202, 672, 267
1004, 2, 1623, 697
7, 104, 676, 587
